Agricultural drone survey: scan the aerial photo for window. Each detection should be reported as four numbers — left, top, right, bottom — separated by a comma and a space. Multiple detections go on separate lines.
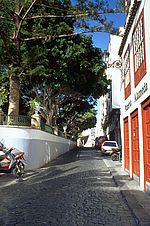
103, 141, 117, 147
133, 10, 146, 87
123, 47, 131, 99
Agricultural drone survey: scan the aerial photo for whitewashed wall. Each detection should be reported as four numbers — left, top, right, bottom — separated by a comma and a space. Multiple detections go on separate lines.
120, 0, 150, 191
0, 126, 76, 170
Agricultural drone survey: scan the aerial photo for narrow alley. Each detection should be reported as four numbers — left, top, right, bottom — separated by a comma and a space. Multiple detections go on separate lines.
0, 148, 149, 226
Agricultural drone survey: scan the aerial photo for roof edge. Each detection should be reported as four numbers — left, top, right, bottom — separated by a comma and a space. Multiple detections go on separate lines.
118, 0, 141, 56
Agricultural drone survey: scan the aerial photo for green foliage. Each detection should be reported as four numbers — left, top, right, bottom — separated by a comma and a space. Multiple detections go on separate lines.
0, 0, 118, 135
57, 96, 97, 136
0, 70, 9, 105
116, 0, 127, 14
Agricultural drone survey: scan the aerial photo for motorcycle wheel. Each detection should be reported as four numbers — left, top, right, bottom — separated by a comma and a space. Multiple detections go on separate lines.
12, 162, 25, 178
111, 153, 119, 161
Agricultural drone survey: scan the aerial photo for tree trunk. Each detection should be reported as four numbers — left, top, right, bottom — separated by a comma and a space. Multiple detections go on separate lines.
46, 112, 53, 126
7, 0, 21, 116
8, 75, 20, 116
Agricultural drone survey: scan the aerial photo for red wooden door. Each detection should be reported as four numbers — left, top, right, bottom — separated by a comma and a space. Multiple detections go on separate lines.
124, 118, 130, 170
142, 97, 150, 190
131, 110, 140, 179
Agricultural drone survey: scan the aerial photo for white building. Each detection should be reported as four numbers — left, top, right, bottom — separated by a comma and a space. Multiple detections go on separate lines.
78, 128, 95, 147
119, 0, 150, 192
100, 34, 122, 144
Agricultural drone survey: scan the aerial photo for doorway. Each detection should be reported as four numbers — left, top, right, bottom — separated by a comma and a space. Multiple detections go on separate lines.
131, 109, 140, 182
124, 117, 130, 171
142, 97, 150, 191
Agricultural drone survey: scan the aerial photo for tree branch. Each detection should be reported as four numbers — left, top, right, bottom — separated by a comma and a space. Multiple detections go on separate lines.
33, 87, 38, 97
21, 27, 121, 42
25, 13, 89, 20
16, 0, 38, 40
25, 10, 124, 20
21, 32, 81, 41
18, 5, 24, 17
21, 29, 104, 41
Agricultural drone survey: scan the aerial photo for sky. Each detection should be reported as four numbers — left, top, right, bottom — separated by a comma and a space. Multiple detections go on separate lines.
92, 13, 125, 50
87, 1, 126, 122
71, 0, 126, 50
91, 1, 126, 50
71, 0, 126, 123
91, 8, 126, 118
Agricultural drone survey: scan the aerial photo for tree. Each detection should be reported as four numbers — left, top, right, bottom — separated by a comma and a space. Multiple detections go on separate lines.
117, 0, 130, 15
19, 32, 109, 130
57, 95, 97, 136
0, 0, 116, 116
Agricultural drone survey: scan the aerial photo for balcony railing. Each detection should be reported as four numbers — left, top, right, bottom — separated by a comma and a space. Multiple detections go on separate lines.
0, 114, 66, 138
41, 122, 54, 134
1, 115, 31, 126
40, 123, 65, 137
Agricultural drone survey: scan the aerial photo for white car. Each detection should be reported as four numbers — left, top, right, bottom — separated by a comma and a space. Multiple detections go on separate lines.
101, 141, 119, 155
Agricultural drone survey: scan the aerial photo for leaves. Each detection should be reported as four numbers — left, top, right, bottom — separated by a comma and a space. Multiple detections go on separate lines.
0, 0, 119, 135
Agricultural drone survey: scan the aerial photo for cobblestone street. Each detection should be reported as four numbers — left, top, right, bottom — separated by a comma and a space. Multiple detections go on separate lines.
0, 148, 138, 226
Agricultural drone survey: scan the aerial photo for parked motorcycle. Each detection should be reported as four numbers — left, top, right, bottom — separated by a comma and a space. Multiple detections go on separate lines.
111, 148, 122, 161
0, 142, 25, 178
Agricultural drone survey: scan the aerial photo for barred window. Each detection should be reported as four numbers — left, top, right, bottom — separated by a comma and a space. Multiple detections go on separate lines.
124, 50, 130, 88
123, 47, 131, 99
133, 16, 144, 72
133, 10, 146, 87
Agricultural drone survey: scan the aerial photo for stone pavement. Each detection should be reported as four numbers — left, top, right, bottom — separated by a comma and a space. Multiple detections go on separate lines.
103, 157, 150, 226
0, 147, 149, 226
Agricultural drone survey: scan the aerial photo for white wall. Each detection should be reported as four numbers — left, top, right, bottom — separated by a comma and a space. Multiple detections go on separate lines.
106, 35, 122, 109
120, 0, 150, 129
107, 35, 122, 65
0, 126, 76, 170
112, 68, 122, 109
120, 0, 150, 190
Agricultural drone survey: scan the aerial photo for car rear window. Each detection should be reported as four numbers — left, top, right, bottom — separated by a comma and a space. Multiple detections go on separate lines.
103, 142, 117, 147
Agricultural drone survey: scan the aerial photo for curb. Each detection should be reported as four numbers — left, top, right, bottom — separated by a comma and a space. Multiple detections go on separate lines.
112, 174, 141, 225
104, 158, 150, 226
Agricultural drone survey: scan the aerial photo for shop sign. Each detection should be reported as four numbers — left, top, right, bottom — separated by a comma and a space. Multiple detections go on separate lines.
125, 100, 132, 111
134, 82, 148, 102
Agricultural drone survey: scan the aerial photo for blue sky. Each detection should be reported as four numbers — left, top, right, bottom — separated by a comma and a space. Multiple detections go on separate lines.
71, 0, 126, 120
92, 12, 126, 51
91, 0, 126, 50
71, 0, 126, 50
85, 1, 126, 119
92, 14, 125, 50
94, 5, 126, 119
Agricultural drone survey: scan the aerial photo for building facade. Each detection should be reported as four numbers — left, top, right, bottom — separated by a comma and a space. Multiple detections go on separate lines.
100, 34, 122, 146
119, 0, 150, 191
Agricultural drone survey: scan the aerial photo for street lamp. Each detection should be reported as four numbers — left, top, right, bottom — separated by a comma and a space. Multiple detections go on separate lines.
103, 50, 123, 144
103, 50, 122, 72
103, 50, 124, 83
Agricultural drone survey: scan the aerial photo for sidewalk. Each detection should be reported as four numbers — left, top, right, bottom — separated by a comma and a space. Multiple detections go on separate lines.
104, 157, 150, 226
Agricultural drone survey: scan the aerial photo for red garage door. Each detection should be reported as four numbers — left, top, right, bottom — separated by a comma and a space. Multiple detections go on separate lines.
142, 97, 150, 191
124, 117, 130, 170
131, 109, 140, 181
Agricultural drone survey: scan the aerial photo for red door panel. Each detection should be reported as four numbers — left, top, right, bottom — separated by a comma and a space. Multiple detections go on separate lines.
124, 118, 130, 170
131, 110, 140, 178
142, 97, 150, 190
